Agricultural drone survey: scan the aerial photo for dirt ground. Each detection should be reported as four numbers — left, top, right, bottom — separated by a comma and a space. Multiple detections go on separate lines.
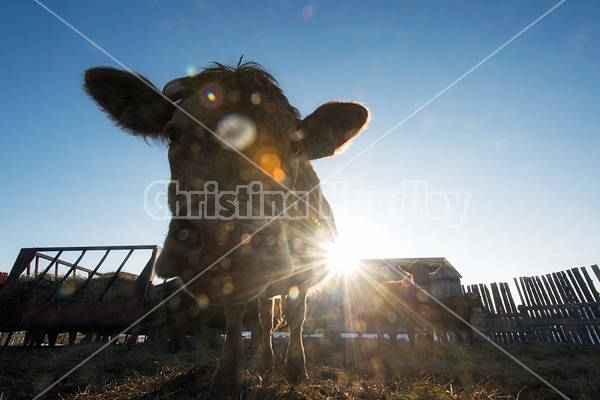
1, 334, 599, 400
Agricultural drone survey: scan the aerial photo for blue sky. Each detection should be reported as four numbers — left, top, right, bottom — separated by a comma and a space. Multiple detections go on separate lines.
1, 0, 598, 287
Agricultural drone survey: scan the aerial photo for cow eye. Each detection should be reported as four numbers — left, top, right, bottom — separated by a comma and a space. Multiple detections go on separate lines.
165, 124, 181, 143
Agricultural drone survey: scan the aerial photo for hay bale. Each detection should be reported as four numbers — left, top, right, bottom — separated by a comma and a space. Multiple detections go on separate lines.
0, 275, 75, 306
0, 272, 142, 306
76, 272, 139, 303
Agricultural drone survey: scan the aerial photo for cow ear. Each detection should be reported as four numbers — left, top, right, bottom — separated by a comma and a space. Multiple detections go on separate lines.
399, 264, 411, 274
429, 263, 441, 274
84, 67, 176, 138
298, 102, 369, 160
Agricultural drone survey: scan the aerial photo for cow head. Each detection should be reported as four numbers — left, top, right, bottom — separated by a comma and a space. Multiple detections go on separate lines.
84, 62, 369, 304
400, 260, 441, 289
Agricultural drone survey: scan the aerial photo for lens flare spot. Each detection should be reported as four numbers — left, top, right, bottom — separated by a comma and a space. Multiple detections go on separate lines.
186, 65, 198, 76
197, 294, 210, 310
241, 233, 252, 244
292, 238, 303, 250
358, 320, 367, 332
199, 82, 224, 110
58, 282, 76, 298
289, 285, 299, 300
250, 92, 262, 105
220, 258, 231, 270
385, 311, 398, 324
223, 282, 234, 295
272, 167, 286, 182
177, 229, 189, 241
417, 291, 428, 302
370, 356, 383, 373
217, 114, 257, 151
291, 129, 305, 142
260, 152, 281, 171
302, 5, 314, 20
350, 319, 362, 332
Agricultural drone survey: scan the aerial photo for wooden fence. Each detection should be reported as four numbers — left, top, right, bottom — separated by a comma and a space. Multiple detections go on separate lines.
464, 265, 600, 345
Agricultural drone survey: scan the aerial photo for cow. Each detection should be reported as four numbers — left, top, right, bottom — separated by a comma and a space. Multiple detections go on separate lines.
84, 61, 369, 391
376, 260, 441, 348
437, 292, 484, 345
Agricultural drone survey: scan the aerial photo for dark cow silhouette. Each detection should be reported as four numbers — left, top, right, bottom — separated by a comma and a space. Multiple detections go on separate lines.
377, 260, 441, 348
84, 62, 369, 391
437, 293, 483, 345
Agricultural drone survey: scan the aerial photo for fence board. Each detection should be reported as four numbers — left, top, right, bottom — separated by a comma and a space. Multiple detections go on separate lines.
552, 272, 582, 345
561, 271, 578, 302
558, 272, 587, 344
534, 276, 564, 343
491, 283, 509, 343
532, 276, 556, 342
544, 274, 577, 343
570, 268, 600, 343
521, 277, 548, 342
581, 268, 600, 302
480, 284, 495, 314
591, 265, 600, 284
501, 282, 527, 343
551, 272, 580, 343
530, 276, 556, 342
470, 265, 600, 346
566, 269, 587, 308
581, 267, 600, 344
564, 271, 592, 344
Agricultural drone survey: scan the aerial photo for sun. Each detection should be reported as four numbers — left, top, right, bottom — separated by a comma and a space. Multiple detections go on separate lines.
326, 220, 389, 277
327, 242, 361, 277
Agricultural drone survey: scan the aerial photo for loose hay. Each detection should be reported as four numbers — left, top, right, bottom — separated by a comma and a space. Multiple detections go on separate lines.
0, 272, 160, 306
0, 338, 598, 399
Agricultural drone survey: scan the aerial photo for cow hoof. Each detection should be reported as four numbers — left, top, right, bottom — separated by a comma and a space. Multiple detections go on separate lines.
286, 370, 309, 384
212, 368, 245, 394
262, 359, 275, 373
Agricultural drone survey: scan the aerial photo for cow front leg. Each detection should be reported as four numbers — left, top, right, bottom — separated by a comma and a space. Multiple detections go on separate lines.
258, 296, 275, 371
212, 302, 247, 393
467, 329, 475, 345
406, 325, 415, 348
283, 290, 309, 382
425, 325, 435, 346
388, 323, 398, 347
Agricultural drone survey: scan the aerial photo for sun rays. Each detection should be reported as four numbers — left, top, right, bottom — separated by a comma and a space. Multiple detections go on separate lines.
326, 220, 387, 280
327, 242, 360, 278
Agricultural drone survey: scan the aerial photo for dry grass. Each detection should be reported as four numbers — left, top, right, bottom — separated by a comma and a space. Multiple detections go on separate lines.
1, 335, 599, 399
